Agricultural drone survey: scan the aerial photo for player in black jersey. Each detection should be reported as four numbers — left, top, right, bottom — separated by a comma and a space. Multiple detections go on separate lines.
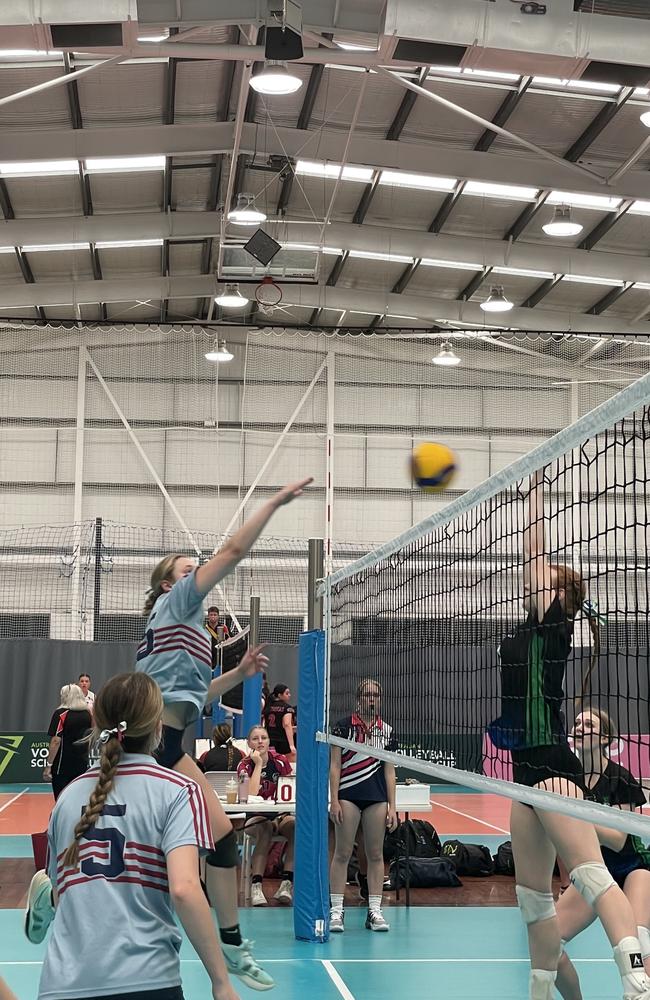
497, 471, 650, 1000
555, 708, 650, 999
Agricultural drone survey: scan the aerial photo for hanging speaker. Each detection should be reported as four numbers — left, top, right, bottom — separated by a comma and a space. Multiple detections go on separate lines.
265, 0, 303, 60
244, 229, 282, 266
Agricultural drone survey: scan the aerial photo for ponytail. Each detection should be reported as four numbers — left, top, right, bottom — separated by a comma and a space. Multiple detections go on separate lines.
143, 554, 182, 615
62, 737, 122, 867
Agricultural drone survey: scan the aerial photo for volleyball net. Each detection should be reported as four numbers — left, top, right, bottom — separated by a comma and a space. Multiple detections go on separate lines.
322, 372, 650, 837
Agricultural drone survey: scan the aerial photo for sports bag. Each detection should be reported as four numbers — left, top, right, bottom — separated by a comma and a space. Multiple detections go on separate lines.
493, 840, 516, 876
441, 839, 495, 876
383, 819, 441, 862
389, 856, 462, 890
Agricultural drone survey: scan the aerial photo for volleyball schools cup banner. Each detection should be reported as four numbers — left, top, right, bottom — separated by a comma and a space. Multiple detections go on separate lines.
483, 733, 650, 783
0, 733, 49, 782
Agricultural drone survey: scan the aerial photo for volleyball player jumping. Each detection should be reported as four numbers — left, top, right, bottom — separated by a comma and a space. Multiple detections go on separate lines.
496, 471, 650, 1000
136, 478, 311, 991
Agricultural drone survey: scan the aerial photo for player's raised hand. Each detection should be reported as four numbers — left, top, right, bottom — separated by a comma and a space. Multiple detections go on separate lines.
239, 644, 269, 679
272, 478, 313, 507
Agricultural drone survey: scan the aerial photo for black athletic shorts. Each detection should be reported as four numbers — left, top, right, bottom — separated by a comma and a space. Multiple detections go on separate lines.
68, 989, 183, 1000
154, 725, 185, 769
511, 743, 585, 792
338, 798, 387, 812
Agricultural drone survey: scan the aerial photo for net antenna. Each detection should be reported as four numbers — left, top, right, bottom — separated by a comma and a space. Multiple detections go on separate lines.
321, 371, 650, 840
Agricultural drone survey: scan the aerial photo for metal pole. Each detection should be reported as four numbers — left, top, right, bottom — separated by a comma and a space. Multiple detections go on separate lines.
92, 517, 102, 641
249, 595, 261, 647
307, 538, 324, 631
71, 341, 87, 639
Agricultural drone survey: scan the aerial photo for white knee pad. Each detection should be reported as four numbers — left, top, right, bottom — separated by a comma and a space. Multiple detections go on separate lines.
516, 884, 556, 925
569, 862, 615, 907
638, 926, 650, 962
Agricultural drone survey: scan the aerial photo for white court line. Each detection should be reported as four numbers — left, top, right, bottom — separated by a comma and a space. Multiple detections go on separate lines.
0, 788, 27, 814
429, 796, 509, 834
0, 958, 615, 966
322, 960, 357, 999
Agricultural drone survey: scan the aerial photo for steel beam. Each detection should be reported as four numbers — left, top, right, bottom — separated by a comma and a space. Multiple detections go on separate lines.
522, 276, 563, 309
587, 283, 633, 316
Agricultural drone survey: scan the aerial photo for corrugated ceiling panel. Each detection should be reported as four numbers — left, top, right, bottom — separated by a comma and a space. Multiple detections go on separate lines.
165, 297, 203, 321
585, 99, 650, 167
78, 63, 166, 127
603, 286, 650, 319
169, 243, 204, 274
400, 80, 506, 147
404, 266, 474, 300
542, 280, 608, 312
284, 173, 366, 223
301, 67, 402, 137
337, 256, 409, 291
363, 186, 450, 229
105, 302, 161, 321
0, 67, 70, 130
0, 255, 23, 281
443, 196, 524, 239
172, 167, 213, 211
175, 61, 231, 123
490, 91, 609, 157
79, 304, 103, 323
4, 176, 83, 218
593, 213, 650, 253
97, 245, 162, 278
28, 250, 94, 282
90, 173, 163, 213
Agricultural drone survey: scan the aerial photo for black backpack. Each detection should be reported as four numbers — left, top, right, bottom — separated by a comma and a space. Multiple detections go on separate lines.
383, 819, 441, 863
441, 839, 495, 877
493, 840, 516, 876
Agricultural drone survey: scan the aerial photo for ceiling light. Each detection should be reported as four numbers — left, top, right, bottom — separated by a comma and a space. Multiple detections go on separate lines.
480, 286, 514, 313
249, 61, 302, 96
548, 190, 620, 211
0, 160, 78, 177
137, 34, 169, 42
432, 341, 461, 367
379, 170, 456, 192
227, 193, 267, 225
295, 159, 374, 182
542, 204, 584, 237
85, 156, 166, 173
215, 283, 249, 309
641, 110, 650, 128
205, 339, 234, 363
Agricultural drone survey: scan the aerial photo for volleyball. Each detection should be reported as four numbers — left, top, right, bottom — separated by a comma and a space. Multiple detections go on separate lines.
411, 442, 457, 492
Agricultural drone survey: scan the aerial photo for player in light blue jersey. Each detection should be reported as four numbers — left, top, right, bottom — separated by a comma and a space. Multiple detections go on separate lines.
28, 671, 240, 1000
135, 478, 312, 990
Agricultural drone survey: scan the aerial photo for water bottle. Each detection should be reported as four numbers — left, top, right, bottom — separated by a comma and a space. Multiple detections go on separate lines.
238, 770, 250, 803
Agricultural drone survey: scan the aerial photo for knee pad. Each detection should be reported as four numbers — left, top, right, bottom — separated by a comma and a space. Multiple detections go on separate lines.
530, 970, 557, 1000
569, 863, 615, 907
638, 926, 650, 962
516, 885, 556, 925
206, 829, 239, 869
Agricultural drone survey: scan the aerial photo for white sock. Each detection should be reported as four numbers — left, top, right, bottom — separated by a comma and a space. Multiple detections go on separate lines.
529, 969, 557, 1000
330, 894, 344, 915
613, 936, 649, 996
368, 894, 382, 913
638, 926, 650, 963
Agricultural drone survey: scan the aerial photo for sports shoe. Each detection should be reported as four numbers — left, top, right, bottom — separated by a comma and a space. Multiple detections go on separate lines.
250, 882, 267, 907
221, 939, 275, 992
365, 908, 390, 932
329, 909, 344, 933
274, 879, 293, 905
25, 870, 55, 944
355, 871, 368, 901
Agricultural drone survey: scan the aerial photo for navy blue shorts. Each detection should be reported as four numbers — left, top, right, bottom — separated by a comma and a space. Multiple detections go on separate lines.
607, 854, 650, 889
73, 989, 183, 1000
154, 725, 185, 769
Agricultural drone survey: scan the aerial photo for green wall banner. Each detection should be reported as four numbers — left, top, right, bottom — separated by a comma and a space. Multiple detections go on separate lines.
0, 733, 49, 783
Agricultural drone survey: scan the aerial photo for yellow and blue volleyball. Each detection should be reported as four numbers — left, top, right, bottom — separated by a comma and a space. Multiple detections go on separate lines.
411, 441, 457, 493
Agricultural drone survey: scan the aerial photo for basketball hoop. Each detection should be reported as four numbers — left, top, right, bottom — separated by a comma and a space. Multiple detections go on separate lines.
255, 276, 283, 307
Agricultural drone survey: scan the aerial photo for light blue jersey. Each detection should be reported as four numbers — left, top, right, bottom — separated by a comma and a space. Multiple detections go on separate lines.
39, 753, 212, 1000
135, 570, 212, 722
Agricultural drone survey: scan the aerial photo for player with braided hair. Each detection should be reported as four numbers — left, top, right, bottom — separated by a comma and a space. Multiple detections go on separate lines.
26, 672, 240, 1000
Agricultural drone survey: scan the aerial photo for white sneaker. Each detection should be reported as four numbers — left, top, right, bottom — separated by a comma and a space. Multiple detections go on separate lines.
365, 908, 390, 932
221, 939, 275, 992
274, 879, 293, 905
250, 882, 267, 907
329, 909, 344, 933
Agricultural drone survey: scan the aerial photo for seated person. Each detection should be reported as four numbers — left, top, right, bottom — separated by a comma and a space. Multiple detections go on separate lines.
556, 707, 650, 1000
199, 723, 244, 773
237, 726, 294, 907
263, 684, 296, 758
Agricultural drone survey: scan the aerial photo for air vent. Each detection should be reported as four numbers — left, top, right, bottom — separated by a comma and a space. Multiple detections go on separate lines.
51, 23, 124, 47
581, 61, 650, 88
393, 39, 466, 66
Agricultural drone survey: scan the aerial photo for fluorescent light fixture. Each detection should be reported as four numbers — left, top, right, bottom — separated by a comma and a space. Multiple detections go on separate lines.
95, 239, 164, 249
85, 156, 166, 173
420, 258, 482, 272
542, 204, 584, 237
0, 160, 78, 177
227, 193, 267, 225
548, 190, 620, 211
295, 159, 374, 182
22, 242, 87, 252
0, 49, 62, 59
249, 61, 302, 96
336, 41, 377, 51
349, 250, 413, 264
215, 283, 249, 308
460, 67, 520, 82
562, 274, 624, 287
493, 265, 554, 279
205, 339, 234, 363
379, 170, 456, 192
137, 33, 169, 42
429, 65, 462, 75
465, 180, 539, 201
480, 286, 514, 313
641, 109, 650, 128
432, 341, 461, 366
629, 200, 650, 216
0, 246, 15, 254
533, 76, 620, 94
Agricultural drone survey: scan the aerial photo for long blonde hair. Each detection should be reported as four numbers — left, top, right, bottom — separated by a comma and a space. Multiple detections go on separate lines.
59, 684, 88, 712
62, 673, 163, 868
143, 554, 183, 615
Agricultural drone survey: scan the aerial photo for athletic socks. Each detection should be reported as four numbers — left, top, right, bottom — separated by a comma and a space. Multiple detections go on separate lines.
529, 969, 557, 1000
330, 893, 344, 915
368, 894, 382, 913
220, 925, 243, 948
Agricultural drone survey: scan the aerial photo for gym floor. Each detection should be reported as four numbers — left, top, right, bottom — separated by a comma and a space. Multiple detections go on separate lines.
0, 784, 618, 999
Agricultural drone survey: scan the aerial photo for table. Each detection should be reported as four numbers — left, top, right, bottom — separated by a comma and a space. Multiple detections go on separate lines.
394, 784, 432, 906
221, 799, 295, 815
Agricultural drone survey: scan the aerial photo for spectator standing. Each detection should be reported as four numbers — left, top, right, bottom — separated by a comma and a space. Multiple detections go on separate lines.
44, 685, 92, 800
263, 685, 296, 757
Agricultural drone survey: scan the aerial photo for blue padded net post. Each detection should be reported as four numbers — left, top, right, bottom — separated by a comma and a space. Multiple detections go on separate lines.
294, 629, 329, 942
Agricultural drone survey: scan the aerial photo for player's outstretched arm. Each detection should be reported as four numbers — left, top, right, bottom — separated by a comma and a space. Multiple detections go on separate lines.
195, 479, 313, 597
205, 645, 269, 705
